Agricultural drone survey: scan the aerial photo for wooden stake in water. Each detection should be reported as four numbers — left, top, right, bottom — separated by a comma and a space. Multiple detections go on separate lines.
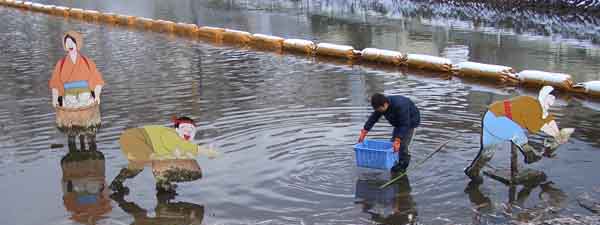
379, 137, 455, 189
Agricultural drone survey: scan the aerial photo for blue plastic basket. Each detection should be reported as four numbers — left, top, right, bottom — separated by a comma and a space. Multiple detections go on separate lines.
354, 139, 399, 170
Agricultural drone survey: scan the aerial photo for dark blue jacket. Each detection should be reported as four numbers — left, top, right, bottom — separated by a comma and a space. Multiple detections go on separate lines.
363, 95, 420, 139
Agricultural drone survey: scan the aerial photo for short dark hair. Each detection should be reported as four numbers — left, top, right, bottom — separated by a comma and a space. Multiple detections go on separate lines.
370, 93, 388, 109
173, 116, 195, 128
64, 35, 77, 45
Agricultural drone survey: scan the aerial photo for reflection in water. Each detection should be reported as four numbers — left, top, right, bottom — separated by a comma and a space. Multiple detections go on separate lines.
60, 145, 111, 224
465, 171, 568, 224
355, 175, 418, 225
110, 192, 205, 225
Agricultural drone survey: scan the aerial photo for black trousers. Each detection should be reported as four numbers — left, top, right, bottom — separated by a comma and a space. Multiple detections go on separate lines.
392, 128, 416, 172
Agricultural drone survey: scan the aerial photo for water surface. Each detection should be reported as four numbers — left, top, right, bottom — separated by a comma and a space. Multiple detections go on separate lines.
1, 1, 599, 225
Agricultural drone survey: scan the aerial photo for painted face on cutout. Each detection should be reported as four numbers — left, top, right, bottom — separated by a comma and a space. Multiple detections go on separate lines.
176, 123, 197, 141
543, 94, 556, 110
65, 37, 77, 53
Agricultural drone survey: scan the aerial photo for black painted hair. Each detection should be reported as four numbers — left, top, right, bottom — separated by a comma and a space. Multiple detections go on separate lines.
64, 35, 77, 45
173, 116, 195, 128
370, 93, 388, 109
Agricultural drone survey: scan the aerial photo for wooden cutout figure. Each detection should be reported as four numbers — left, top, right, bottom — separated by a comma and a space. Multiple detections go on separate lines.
464, 86, 574, 182
109, 116, 218, 194
49, 31, 105, 150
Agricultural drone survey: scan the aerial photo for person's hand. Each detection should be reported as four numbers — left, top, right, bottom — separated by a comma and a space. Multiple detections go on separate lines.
556, 136, 567, 145
52, 97, 58, 107
557, 128, 574, 144
51, 88, 59, 108
206, 148, 219, 159
358, 129, 368, 143
393, 138, 401, 153
198, 145, 219, 159
173, 148, 184, 158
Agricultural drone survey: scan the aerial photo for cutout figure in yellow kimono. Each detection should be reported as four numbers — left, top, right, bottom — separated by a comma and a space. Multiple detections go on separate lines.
110, 116, 218, 194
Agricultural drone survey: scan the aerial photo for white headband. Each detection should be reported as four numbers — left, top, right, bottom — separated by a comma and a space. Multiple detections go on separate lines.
538, 86, 554, 119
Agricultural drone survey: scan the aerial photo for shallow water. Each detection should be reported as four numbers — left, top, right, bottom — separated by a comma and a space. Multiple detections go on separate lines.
1, 1, 599, 225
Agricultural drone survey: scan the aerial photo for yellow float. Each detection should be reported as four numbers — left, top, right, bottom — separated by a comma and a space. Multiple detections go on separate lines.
134, 17, 154, 29
406, 54, 452, 72
453, 62, 518, 82
517, 70, 573, 90
100, 12, 117, 24
115, 14, 136, 26
69, 8, 84, 20
361, 48, 407, 66
315, 43, 356, 59
82, 10, 101, 21
283, 39, 316, 55
222, 29, 252, 45
251, 34, 285, 50
197, 26, 225, 41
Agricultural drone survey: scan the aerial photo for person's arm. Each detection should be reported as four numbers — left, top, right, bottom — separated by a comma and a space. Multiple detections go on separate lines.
157, 131, 192, 158
49, 61, 62, 107
392, 107, 411, 140
51, 88, 59, 107
363, 111, 382, 131
391, 107, 411, 152
177, 142, 218, 159
359, 111, 382, 143
87, 59, 105, 103
541, 120, 560, 139
178, 139, 199, 156
94, 85, 102, 104
197, 145, 218, 159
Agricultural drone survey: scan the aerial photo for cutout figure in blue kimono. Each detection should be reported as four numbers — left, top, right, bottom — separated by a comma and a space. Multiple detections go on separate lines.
465, 86, 574, 181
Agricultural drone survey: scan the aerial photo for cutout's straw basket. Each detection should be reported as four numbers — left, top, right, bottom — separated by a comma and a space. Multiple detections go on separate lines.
152, 159, 203, 183
55, 102, 101, 136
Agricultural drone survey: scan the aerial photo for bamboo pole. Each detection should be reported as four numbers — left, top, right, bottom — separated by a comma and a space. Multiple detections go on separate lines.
380, 137, 455, 189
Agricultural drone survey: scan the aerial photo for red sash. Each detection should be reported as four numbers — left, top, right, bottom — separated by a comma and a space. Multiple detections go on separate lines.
59, 53, 91, 74
503, 100, 512, 119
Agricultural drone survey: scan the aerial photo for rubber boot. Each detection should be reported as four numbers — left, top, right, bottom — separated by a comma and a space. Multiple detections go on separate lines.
391, 154, 411, 174
109, 168, 142, 194
87, 134, 97, 151
543, 138, 559, 158
67, 135, 77, 152
464, 179, 492, 212
517, 144, 543, 164
464, 152, 492, 184
156, 179, 177, 194
79, 135, 86, 151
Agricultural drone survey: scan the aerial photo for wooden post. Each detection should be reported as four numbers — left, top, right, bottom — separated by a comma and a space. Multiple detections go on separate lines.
510, 143, 519, 185
508, 184, 517, 205
507, 143, 518, 205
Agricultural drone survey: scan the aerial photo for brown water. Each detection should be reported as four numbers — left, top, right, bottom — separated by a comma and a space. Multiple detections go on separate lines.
1, 1, 600, 225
